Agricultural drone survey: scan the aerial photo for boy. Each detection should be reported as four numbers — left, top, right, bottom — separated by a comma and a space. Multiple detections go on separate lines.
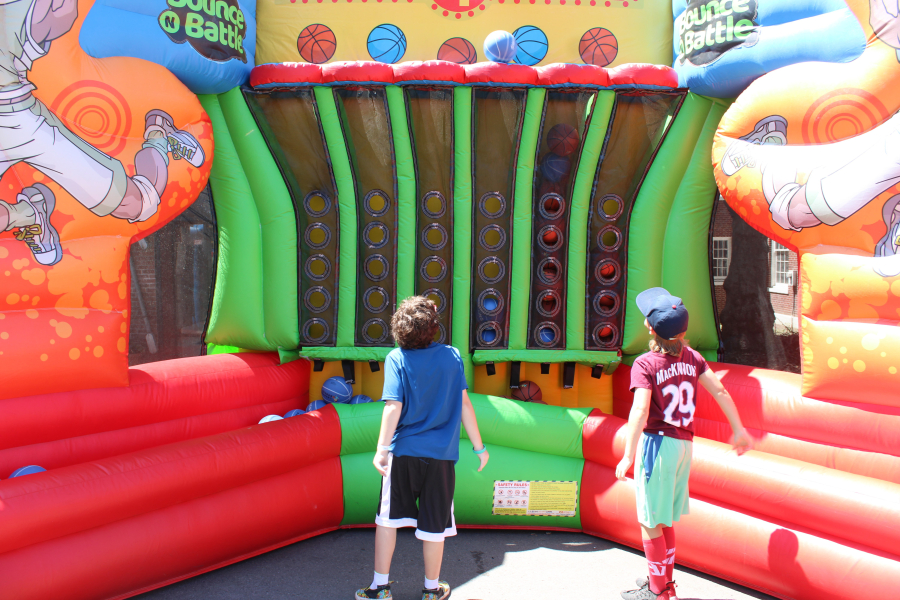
615, 288, 751, 600
356, 296, 490, 600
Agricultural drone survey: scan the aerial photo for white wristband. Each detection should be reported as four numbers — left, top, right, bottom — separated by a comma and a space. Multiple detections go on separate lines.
377, 444, 391, 452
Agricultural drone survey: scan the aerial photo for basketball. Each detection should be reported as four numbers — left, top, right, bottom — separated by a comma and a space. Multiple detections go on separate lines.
484, 30, 517, 64
9, 465, 45, 477
284, 409, 305, 418
580, 28, 619, 67
297, 24, 336, 64
306, 399, 327, 412
483, 296, 499, 311
349, 394, 373, 405
547, 123, 580, 157
367, 24, 407, 64
542, 228, 559, 246
258, 414, 283, 424
438, 37, 477, 64
512, 25, 548, 66
538, 327, 556, 344
600, 263, 616, 278
322, 376, 353, 403
512, 380, 542, 403
541, 153, 571, 183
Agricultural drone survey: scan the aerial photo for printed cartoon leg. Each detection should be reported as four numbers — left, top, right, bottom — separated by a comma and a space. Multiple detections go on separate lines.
0, 184, 61, 266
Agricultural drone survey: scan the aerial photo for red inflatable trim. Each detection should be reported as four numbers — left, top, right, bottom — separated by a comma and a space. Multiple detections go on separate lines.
392, 60, 467, 84
608, 63, 679, 88
463, 62, 539, 85
580, 461, 900, 600
0, 405, 340, 556
0, 352, 308, 450
250, 62, 324, 87
322, 61, 395, 84
0, 458, 343, 600
536, 63, 611, 87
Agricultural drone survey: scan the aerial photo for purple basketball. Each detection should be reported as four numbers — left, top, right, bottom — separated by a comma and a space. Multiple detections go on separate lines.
541, 153, 571, 183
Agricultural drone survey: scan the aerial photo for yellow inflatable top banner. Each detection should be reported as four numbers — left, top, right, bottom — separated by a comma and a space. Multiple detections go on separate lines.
255, 0, 674, 68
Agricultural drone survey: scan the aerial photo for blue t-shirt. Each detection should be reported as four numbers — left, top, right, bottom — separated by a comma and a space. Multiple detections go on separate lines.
382, 343, 468, 461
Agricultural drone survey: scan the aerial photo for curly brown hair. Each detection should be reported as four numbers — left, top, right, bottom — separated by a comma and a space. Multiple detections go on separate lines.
391, 296, 440, 350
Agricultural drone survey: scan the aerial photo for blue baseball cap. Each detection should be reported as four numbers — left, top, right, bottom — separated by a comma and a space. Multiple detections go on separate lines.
635, 287, 689, 340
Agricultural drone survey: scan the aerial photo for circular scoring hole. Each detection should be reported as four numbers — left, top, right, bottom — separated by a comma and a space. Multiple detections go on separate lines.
539, 194, 566, 220
592, 323, 619, 348
598, 193, 623, 221
479, 192, 506, 219
478, 288, 504, 316
536, 290, 561, 317
593, 291, 619, 316
598, 226, 622, 251
422, 223, 448, 251
478, 257, 506, 284
423, 288, 448, 313
594, 259, 620, 284
304, 190, 332, 217
305, 223, 332, 249
303, 318, 329, 344
364, 286, 389, 313
305, 254, 332, 281
422, 191, 446, 218
363, 222, 389, 249
534, 321, 561, 348
537, 258, 561, 285
434, 322, 447, 344
421, 256, 448, 283
477, 321, 502, 346
538, 225, 564, 252
479, 225, 507, 252
365, 254, 390, 281
364, 189, 391, 217
304, 286, 332, 313
362, 318, 390, 344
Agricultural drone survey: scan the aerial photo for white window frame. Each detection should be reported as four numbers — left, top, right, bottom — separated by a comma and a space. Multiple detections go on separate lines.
769, 241, 792, 294
712, 237, 731, 285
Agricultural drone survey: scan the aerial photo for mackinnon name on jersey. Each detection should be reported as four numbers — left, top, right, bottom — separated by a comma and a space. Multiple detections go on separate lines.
656, 362, 698, 386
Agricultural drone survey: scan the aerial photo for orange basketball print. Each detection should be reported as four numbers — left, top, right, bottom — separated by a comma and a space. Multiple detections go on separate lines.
438, 37, 477, 64
298, 24, 337, 65
579, 28, 618, 67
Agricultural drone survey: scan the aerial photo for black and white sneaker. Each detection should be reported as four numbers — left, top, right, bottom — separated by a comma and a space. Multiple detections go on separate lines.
14, 183, 61, 266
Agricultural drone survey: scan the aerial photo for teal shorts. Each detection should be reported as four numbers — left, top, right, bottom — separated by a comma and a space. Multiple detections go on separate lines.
635, 433, 692, 528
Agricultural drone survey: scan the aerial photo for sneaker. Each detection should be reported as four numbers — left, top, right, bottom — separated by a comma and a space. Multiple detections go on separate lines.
13, 183, 61, 266
625, 578, 677, 600
621, 582, 668, 600
422, 580, 451, 600
144, 109, 205, 168
720, 115, 788, 177
874, 194, 900, 276
355, 583, 392, 600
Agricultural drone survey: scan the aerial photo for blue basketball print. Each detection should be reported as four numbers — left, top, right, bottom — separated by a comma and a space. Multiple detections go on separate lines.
513, 26, 548, 66
484, 30, 517, 64
322, 376, 353, 403
367, 24, 407, 64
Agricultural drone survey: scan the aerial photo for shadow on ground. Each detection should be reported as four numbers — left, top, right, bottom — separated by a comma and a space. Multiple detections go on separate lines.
136, 529, 776, 600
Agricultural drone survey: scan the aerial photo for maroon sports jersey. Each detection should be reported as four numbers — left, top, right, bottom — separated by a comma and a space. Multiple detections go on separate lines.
630, 347, 709, 440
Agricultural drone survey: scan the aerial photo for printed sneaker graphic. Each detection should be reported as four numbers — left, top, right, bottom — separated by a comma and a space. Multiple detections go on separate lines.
14, 184, 62, 266
875, 194, 900, 277
144, 110, 206, 168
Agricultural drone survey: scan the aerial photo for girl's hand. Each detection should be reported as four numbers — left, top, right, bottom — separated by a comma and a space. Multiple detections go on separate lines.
615, 455, 633, 480
730, 429, 752, 455
474, 448, 489, 472
373, 449, 390, 476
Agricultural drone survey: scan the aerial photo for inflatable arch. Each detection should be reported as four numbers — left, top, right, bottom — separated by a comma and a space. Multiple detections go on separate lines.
1, 1, 899, 600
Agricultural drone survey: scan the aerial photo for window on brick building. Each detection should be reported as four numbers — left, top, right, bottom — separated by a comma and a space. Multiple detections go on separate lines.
712, 237, 731, 284
770, 241, 793, 293
129, 185, 217, 366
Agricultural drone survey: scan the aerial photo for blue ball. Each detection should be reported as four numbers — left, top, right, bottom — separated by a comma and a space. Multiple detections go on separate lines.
307, 399, 327, 412
483, 297, 499, 312
349, 394, 373, 405
284, 409, 305, 418
322, 376, 353, 403
367, 24, 407, 64
482, 327, 497, 344
539, 327, 556, 344
259, 414, 284, 424
513, 26, 548, 66
541, 153, 571, 183
484, 30, 517, 64
10, 465, 45, 478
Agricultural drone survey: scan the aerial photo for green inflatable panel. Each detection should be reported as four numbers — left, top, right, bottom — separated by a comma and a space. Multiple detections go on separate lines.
199, 94, 270, 350
509, 88, 546, 351
451, 86, 474, 385
218, 88, 299, 351
621, 94, 713, 356
386, 86, 417, 306
566, 91, 616, 352
661, 98, 732, 354
471, 348, 618, 369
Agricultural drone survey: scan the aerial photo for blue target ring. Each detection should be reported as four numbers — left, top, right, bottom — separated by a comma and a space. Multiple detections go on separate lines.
367, 24, 407, 64
513, 26, 548, 66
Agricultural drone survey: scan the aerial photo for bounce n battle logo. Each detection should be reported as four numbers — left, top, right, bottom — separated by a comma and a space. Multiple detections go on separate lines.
675, 0, 758, 66
159, 0, 248, 63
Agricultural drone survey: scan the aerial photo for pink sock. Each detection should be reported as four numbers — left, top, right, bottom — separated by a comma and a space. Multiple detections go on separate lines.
662, 527, 676, 582
642, 536, 668, 595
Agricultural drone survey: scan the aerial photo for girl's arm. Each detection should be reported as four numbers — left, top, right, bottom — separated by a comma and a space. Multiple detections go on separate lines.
698, 370, 752, 453
615, 388, 651, 480
461, 390, 489, 471
373, 400, 403, 476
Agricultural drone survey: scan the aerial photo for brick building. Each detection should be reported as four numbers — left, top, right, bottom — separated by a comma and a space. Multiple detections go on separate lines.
711, 197, 800, 332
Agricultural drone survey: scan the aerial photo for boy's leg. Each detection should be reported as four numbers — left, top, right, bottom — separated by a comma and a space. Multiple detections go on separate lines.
422, 539, 444, 583
662, 527, 675, 582
640, 525, 668, 595
416, 458, 455, 598
374, 525, 398, 576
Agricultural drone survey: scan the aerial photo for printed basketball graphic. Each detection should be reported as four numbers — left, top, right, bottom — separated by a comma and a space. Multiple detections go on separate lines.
367, 24, 407, 64
513, 26, 548, 66
438, 37, 477, 64
297, 24, 336, 64
579, 28, 618, 67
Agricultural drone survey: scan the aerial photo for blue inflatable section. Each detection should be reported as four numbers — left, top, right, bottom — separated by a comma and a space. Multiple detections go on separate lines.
672, 0, 865, 98
80, 0, 256, 95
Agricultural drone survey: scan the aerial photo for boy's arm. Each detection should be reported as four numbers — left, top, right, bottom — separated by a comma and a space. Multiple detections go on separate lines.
373, 400, 402, 476
698, 370, 752, 453
615, 388, 651, 480
461, 390, 489, 472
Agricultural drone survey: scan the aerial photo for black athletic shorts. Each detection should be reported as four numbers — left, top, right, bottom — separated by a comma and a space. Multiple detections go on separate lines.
375, 454, 457, 541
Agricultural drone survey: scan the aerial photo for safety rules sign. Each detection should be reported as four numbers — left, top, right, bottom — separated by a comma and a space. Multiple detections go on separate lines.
492, 480, 578, 517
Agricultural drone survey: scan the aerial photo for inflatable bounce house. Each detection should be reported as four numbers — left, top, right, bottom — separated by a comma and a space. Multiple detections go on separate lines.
1, 0, 899, 598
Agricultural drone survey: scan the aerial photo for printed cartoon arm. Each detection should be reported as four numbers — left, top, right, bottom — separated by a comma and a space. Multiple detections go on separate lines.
871, 0, 900, 50
31, 0, 78, 46
615, 388, 651, 480
373, 400, 402, 476
462, 390, 489, 472
698, 371, 751, 452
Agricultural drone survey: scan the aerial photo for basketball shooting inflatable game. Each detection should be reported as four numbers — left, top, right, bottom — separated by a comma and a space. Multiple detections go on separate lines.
0, 1, 898, 599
